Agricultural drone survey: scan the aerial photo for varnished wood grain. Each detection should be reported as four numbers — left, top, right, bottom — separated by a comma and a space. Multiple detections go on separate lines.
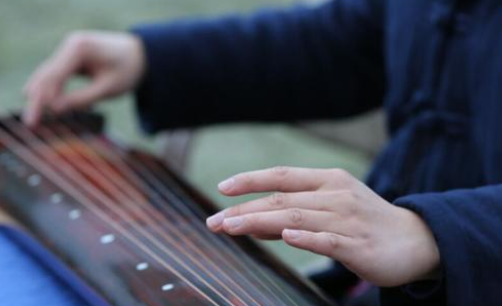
0, 113, 336, 306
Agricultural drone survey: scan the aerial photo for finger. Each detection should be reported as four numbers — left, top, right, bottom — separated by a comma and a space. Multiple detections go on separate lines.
218, 209, 338, 236
23, 91, 46, 127
23, 63, 59, 126
219, 190, 351, 220
43, 34, 89, 85
51, 74, 116, 113
23, 35, 86, 126
218, 166, 344, 196
282, 229, 354, 262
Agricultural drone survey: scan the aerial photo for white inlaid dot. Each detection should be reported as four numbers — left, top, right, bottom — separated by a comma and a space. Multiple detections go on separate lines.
161, 284, 174, 291
50, 193, 63, 204
69, 209, 81, 220
100, 234, 115, 244
136, 262, 149, 271
27, 174, 41, 186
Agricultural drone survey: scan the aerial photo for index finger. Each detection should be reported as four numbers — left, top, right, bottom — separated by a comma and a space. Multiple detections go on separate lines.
218, 166, 344, 196
23, 37, 84, 126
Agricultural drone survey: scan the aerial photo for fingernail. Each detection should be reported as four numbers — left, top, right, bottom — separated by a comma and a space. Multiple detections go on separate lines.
218, 177, 235, 192
206, 211, 225, 229
224, 216, 243, 230
284, 229, 302, 240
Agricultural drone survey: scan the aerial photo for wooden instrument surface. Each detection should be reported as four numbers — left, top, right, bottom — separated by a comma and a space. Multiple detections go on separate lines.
0, 113, 335, 306
0, 208, 16, 225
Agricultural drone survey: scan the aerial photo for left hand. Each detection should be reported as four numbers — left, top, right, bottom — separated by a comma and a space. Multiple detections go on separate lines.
206, 166, 440, 287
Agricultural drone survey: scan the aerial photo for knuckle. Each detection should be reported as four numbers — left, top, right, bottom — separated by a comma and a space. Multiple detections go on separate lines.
330, 168, 354, 185
332, 168, 350, 177
345, 203, 360, 218
288, 208, 304, 226
326, 233, 339, 250
341, 190, 359, 204
271, 166, 290, 177
270, 166, 290, 190
268, 192, 286, 208
336, 191, 360, 218
226, 205, 240, 218
66, 31, 85, 45
66, 31, 92, 53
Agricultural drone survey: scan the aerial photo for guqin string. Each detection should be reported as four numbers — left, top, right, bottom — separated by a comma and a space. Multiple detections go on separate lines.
51, 118, 295, 306
36, 119, 273, 306
0, 113, 322, 306
63, 114, 303, 304
123, 146, 306, 305
0, 119, 224, 306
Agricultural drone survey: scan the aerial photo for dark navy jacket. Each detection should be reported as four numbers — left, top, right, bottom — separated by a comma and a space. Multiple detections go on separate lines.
132, 0, 502, 305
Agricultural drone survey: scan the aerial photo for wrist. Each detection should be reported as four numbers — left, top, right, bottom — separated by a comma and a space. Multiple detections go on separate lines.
399, 207, 441, 282
126, 33, 147, 89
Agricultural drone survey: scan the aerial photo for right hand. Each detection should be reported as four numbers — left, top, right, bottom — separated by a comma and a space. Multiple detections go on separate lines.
23, 31, 146, 127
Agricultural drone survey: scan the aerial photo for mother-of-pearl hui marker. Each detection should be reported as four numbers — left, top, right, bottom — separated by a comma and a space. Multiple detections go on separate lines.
136, 262, 149, 271
50, 193, 63, 204
161, 283, 174, 292
69, 209, 81, 220
100, 234, 115, 245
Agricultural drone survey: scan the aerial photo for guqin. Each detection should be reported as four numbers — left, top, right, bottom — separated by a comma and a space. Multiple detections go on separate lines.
0, 112, 334, 306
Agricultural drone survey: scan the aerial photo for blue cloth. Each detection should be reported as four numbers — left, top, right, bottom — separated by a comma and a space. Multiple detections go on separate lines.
0, 227, 87, 306
132, 0, 502, 305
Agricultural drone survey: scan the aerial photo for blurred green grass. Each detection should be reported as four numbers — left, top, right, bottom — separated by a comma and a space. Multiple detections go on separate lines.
0, 0, 370, 273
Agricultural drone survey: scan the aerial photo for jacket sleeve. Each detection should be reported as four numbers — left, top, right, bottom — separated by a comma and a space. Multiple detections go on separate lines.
131, 0, 385, 133
384, 185, 502, 306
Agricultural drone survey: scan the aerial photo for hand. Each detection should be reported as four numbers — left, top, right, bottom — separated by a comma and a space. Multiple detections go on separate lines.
206, 166, 440, 287
23, 31, 146, 126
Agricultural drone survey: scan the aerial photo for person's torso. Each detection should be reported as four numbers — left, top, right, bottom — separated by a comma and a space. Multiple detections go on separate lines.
368, 0, 502, 201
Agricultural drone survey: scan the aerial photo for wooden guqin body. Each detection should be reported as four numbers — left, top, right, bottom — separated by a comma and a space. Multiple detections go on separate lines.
0, 113, 335, 306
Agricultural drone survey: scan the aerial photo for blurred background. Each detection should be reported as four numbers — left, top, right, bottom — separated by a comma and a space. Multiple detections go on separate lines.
0, 0, 385, 274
